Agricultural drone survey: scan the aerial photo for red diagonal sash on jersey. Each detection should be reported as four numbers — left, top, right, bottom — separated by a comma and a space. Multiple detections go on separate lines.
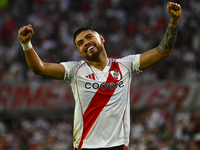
77, 61, 122, 149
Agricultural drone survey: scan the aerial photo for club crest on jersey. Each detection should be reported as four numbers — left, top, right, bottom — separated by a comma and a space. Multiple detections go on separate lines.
110, 69, 121, 80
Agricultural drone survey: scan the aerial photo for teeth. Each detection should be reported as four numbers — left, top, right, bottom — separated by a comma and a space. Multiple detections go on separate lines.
87, 46, 94, 52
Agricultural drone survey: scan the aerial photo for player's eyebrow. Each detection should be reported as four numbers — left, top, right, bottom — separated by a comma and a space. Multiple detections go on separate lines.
77, 33, 93, 46
77, 39, 83, 46
85, 33, 93, 39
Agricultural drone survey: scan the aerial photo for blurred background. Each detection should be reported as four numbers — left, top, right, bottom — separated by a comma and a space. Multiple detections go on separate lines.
0, 0, 200, 149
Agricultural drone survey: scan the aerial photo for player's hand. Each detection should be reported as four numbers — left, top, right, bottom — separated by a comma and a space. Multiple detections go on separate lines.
167, 2, 181, 19
18, 24, 34, 43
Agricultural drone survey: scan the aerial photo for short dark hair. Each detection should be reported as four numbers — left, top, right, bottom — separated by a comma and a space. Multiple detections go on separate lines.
73, 26, 96, 45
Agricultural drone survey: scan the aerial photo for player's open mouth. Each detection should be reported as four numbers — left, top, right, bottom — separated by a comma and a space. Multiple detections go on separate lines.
87, 46, 94, 52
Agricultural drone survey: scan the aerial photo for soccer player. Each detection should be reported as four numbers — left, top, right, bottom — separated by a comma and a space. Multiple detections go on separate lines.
18, 2, 181, 150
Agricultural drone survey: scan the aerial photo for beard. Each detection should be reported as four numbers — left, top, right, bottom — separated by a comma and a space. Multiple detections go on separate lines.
83, 43, 105, 61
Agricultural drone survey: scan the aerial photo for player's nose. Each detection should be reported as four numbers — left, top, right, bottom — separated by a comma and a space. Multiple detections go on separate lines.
84, 42, 92, 49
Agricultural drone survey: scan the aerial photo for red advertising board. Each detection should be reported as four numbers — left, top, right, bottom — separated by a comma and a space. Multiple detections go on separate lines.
130, 82, 195, 109
0, 82, 74, 109
0, 82, 198, 110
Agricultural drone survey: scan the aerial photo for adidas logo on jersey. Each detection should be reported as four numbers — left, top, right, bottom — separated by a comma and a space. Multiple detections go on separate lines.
85, 73, 95, 80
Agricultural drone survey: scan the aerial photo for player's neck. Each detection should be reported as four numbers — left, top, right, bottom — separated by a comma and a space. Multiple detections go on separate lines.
87, 54, 109, 71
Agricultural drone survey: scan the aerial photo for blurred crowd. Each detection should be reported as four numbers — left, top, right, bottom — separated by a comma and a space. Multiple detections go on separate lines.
1, 0, 200, 150
0, 0, 200, 83
0, 116, 73, 150
0, 107, 200, 150
129, 107, 200, 150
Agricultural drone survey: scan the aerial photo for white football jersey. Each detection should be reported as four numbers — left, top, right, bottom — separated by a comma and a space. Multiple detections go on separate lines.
60, 54, 141, 149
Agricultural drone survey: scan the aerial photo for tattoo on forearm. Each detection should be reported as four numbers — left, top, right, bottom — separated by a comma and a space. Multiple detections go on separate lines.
156, 20, 178, 54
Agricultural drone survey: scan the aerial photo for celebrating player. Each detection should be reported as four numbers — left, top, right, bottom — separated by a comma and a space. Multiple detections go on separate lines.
18, 2, 181, 150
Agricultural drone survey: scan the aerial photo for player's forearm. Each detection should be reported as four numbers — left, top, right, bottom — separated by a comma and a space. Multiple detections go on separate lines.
156, 17, 179, 57
24, 48, 45, 75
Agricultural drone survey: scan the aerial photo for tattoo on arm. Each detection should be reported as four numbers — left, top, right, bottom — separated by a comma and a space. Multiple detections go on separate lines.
156, 20, 178, 54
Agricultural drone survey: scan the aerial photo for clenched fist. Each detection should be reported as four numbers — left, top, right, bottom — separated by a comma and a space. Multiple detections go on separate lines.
18, 24, 34, 43
167, 2, 181, 19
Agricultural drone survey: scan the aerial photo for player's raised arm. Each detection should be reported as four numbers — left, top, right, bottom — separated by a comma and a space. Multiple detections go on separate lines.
18, 24, 65, 80
139, 2, 181, 70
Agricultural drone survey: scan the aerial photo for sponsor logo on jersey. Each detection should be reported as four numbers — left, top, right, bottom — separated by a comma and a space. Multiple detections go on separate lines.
85, 81, 124, 90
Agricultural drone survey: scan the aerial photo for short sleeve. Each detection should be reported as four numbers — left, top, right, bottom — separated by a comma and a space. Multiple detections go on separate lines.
119, 54, 142, 75
132, 54, 142, 74
60, 61, 78, 82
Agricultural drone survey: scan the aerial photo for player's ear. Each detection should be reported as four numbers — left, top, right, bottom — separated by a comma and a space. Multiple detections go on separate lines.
99, 35, 105, 43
